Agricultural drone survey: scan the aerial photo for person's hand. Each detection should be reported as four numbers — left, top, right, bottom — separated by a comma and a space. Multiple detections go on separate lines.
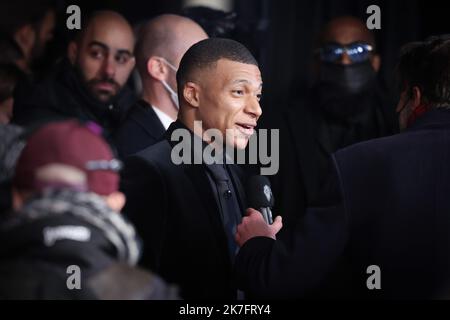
235, 208, 282, 247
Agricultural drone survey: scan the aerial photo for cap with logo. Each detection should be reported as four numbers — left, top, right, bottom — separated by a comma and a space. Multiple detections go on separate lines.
14, 120, 122, 195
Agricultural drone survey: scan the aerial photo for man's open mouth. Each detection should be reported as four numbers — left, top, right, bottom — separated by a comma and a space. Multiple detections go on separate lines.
235, 123, 256, 136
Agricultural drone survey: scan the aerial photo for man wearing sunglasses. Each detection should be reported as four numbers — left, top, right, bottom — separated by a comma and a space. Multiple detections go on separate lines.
314, 16, 382, 114
270, 16, 397, 236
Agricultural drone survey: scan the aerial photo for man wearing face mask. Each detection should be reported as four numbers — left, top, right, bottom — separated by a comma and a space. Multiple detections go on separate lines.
270, 16, 397, 234
115, 14, 208, 158
313, 17, 392, 132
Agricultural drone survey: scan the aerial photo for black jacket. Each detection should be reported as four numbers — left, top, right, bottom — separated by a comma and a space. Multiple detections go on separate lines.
12, 60, 136, 144
266, 86, 397, 236
0, 189, 178, 300
121, 121, 247, 299
114, 99, 166, 159
0, 124, 25, 214
235, 108, 450, 299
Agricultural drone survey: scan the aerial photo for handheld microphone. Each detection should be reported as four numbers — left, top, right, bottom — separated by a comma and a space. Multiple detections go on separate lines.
246, 175, 275, 224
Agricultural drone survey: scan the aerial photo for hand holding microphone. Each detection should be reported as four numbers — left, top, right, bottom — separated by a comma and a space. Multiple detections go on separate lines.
246, 175, 275, 224
235, 176, 282, 247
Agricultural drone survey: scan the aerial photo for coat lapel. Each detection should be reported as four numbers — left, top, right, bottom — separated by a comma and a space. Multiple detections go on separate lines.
130, 100, 166, 140
165, 121, 230, 257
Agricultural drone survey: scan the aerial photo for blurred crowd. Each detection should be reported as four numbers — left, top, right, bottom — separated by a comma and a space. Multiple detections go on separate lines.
0, 0, 450, 300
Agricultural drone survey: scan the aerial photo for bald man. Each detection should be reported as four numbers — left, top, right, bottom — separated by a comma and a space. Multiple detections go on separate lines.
115, 14, 207, 158
12, 11, 136, 142
269, 16, 397, 235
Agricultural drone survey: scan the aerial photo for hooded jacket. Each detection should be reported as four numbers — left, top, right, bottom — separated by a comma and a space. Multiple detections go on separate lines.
0, 189, 178, 299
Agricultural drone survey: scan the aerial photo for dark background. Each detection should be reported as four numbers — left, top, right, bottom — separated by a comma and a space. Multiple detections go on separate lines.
47, 0, 449, 114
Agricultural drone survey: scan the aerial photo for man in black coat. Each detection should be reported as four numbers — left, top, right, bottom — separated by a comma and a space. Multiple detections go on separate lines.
266, 17, 397, 234
121, 38, 263, 299
114, 14, 207, 158
234, 36, 450, 299
12, 11, 136, 143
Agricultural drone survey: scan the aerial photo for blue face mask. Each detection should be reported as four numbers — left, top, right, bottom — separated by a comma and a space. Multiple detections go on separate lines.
160, 58, 179, 110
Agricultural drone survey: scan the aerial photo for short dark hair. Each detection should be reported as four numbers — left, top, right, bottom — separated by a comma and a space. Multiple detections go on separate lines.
176, 38, 258, 94
397, 35, 450, 108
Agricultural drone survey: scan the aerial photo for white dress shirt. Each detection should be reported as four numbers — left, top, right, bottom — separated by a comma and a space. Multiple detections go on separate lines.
152, 105, 175, 130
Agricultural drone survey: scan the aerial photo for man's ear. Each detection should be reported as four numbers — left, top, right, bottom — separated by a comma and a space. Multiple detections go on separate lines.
67, 41, 78, 65
183, 82, 200, 108
396, 86, 421, 113
411, 86, 422, 109
104, 191, 126, 212
147, 57, 165, 81
371, 54, 381, 73
12, 188, 26, 211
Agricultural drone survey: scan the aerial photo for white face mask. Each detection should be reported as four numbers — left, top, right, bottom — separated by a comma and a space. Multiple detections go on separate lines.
160, 58, 179, 110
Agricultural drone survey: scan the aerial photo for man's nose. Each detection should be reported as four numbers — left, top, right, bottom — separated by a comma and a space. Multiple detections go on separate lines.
246, 96, 262, 119
102, 55, 116, 78
340, 52, 352, 65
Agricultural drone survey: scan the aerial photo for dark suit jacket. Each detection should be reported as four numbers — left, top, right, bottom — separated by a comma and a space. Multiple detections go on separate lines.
114, 100, 166, 159
235, 108, 450, 299
121, 121, 247, 300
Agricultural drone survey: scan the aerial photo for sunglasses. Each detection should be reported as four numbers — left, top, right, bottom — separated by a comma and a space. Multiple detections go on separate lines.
316, 42, 374, 63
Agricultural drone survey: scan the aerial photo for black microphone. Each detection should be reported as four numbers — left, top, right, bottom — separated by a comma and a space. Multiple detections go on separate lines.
246, 175, 274, 224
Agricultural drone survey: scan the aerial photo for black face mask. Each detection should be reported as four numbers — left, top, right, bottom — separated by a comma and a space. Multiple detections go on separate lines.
319, 60, 376, 95
316, 61, 376, 120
